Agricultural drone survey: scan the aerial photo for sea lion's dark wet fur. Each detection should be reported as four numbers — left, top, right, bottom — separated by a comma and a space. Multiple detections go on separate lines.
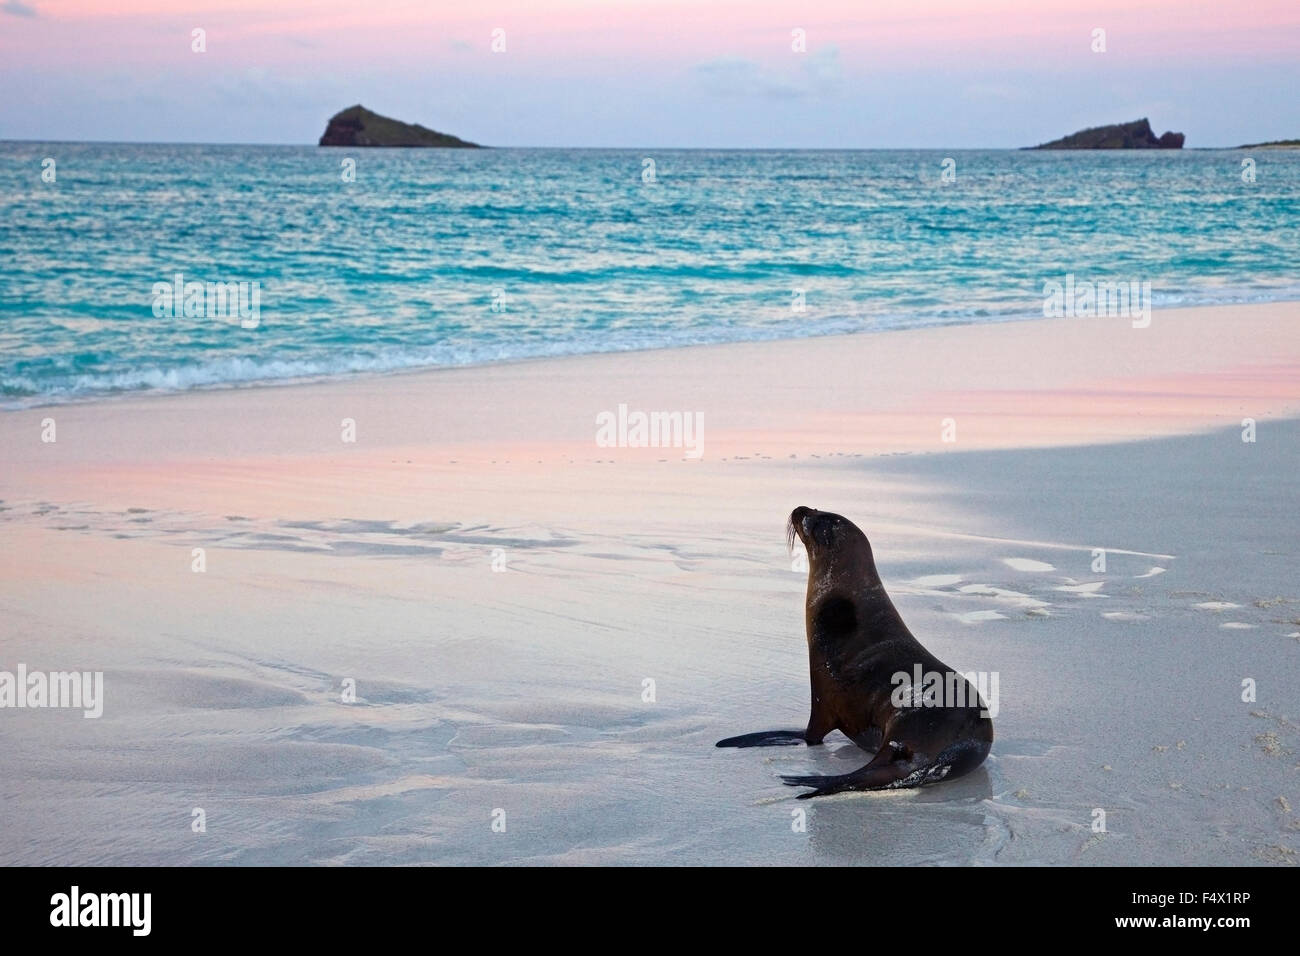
718, 506, 993, 798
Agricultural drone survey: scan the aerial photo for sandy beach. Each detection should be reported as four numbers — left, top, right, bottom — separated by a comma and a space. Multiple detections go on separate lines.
2, 301, 1298, 865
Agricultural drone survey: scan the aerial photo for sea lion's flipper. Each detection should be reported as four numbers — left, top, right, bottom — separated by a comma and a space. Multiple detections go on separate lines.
779, 761, 915, 797
779, 746, 920, 797
715, 730, 808, 748
717, 706, 836, 746
782, 736, 992, 796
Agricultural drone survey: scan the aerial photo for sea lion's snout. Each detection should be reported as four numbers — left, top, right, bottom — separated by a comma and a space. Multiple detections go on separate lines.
789, 506, 864, 554
789, 506, 815, 550
790, 506, 837, 550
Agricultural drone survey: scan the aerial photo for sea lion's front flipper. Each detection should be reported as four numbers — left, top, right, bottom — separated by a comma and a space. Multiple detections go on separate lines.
715, 730, 808, 748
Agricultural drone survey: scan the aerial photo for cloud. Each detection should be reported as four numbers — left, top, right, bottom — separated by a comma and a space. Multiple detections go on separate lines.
2, 1, 38, 17
694, 47, 842, 99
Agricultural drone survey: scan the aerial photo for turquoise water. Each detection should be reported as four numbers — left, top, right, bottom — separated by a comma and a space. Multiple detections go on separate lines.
2, 143, 1298, 406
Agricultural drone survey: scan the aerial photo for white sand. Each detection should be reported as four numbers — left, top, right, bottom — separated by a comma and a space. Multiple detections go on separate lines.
1, 302, 1298, 865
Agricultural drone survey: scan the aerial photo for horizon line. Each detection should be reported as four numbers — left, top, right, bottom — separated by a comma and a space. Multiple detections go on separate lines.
2, 138, 1290, 150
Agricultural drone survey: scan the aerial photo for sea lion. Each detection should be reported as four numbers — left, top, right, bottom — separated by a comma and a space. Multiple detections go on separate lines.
717, 506, 993, 798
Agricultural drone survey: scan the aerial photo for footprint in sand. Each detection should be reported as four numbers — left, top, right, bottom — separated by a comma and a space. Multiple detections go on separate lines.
1195, 601, 1240, 611
909, 573, 963, 587
953, 609, 1007, 624
1135, 567, 1166, 579
1054, 581, 1106, 598
958, 584, 1049, 609
1221, 622, 1255, 630
1002, 558, 1055, 572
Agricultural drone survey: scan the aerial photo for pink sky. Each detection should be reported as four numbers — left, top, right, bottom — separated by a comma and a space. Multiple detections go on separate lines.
2, 0, 1298, 145
9, 0, 1300, 64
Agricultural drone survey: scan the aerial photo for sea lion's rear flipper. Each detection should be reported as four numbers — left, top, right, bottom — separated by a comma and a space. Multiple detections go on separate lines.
716, 730, 808, 748
782, 736, 991, 796
779, 763, 915, 798
779, 747, 920, 798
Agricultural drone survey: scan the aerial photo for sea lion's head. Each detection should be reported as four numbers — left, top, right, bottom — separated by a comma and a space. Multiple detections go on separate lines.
789, 506, 889, 647
788, 506, 878, 582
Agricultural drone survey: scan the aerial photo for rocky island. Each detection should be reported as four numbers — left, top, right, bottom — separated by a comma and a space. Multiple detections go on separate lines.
318, 105, 481, 148
1030, 118, 1184, 149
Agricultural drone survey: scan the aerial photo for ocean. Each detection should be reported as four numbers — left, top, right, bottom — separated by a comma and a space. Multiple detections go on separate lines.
2, 143, 1298, 407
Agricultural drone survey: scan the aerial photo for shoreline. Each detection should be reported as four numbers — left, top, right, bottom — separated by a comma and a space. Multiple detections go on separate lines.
5, 299, 1300, 422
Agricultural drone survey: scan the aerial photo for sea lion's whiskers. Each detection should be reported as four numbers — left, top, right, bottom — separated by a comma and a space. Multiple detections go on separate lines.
786, 515, 797, 554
